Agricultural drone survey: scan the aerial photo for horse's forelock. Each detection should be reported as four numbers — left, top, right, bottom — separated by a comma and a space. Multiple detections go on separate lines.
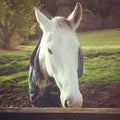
53, 17, 72, 29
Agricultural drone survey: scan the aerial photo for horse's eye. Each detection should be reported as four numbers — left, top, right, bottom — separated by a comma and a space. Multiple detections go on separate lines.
48, 48, 53, 55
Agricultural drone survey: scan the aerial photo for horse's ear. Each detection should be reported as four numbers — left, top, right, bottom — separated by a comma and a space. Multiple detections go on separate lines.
67, 3, 82, 30
34, 8, 53, 32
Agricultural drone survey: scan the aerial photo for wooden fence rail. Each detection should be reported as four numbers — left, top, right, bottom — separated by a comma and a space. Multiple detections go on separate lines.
0, 108, 120, 120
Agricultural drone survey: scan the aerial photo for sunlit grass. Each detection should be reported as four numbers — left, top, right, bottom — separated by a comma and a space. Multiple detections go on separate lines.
0, 60, 29, 75
78, 29, 120, 83
0, 40, 37, 87
80, 54, 120, 84
0, 51, 30, 64
0, 71, 28, 87
78, 29, 120, 53
18, 40, 37, 51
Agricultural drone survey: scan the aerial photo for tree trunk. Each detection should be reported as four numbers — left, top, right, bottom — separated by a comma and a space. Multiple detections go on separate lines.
2, 33, 11, 50
0, 23, 12, 50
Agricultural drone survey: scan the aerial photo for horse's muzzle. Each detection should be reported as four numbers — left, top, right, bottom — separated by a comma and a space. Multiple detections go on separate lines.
64, 96, 83, 108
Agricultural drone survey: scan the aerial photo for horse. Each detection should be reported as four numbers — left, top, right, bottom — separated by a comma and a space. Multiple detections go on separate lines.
28, 3, 83, 108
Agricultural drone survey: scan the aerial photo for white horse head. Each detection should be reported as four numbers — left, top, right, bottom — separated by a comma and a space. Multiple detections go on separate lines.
34, 3, 83, 107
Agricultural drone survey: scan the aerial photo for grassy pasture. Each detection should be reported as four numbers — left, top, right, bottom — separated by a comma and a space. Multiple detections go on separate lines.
78, 29, 120, 83
0, 29, 120, 87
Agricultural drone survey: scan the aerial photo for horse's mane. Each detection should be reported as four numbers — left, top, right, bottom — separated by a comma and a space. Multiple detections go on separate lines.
30, 40, 41, 68
29, 39, 45, 81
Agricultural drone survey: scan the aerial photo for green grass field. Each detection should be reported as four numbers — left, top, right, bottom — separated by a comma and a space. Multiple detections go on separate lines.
0, 29, 120, 87
78, 29, 120, 83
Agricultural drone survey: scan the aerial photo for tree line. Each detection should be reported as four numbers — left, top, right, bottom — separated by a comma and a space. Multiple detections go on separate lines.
41, 0, 120, 31
0, 0, 120, 49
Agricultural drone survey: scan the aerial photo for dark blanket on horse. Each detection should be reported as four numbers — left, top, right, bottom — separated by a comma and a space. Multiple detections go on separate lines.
28, 40, 83, 107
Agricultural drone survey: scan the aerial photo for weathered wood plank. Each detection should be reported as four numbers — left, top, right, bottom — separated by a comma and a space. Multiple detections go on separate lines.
0, 108, 120, 120
0, 107, 120, 114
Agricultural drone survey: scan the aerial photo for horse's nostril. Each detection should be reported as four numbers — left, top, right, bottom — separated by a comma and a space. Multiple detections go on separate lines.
65, 100, 69, 107
64, 99, 72, 107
